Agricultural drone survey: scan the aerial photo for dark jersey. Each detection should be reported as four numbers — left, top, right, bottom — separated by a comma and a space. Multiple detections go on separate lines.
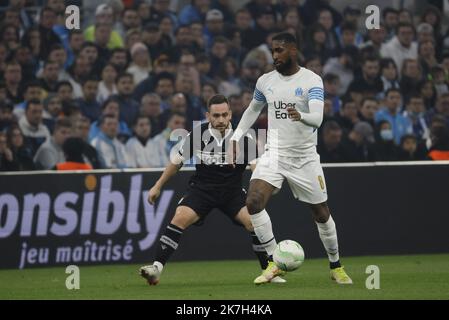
178, 122, 257, 188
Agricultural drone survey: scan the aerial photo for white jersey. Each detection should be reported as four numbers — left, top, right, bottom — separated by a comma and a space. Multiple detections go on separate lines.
254, 67, 324, 157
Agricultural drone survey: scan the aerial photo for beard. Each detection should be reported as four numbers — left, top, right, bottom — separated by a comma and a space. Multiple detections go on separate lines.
274, 56, 293, 74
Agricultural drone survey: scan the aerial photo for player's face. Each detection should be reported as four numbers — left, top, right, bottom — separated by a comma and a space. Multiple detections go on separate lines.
271, 40, 294, 74
207, 103, 231, 132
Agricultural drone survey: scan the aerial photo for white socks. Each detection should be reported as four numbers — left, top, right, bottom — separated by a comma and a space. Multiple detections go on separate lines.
315, 215, 340, 263
250, 209, 277, 256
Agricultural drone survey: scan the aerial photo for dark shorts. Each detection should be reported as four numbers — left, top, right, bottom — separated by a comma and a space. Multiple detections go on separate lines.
178, 181, 247, 226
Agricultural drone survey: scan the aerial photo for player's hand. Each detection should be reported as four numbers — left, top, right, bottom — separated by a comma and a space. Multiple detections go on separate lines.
227, 139, 240, 168
287, 107, 301, 121
148, 186, 161, 205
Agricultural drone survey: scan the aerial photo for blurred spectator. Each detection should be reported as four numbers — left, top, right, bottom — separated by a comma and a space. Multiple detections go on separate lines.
0, 131, 17, 171
91, 114, 129, 169
88, 97, 131, 142
317, 120, 347, 163
341, 121, 376, 162
5, 124, 35, 171
348, 56, 383, 98
56, 81, 74, 104
323, 73, 341, 114
245, 6, 276, 50
19, 99, 51, 156
149, 0, 179, 27
379, 58, 400, 98
419, 80, 437, 111
152, 112, 186, 167
152, 71, 176, 110
77, 76, 101, 122
141, 23, 172, 62
427, 125, 449, 160
179, 0, 210, 26
402, 94, 429, 141
359, 97, 378, 128
140, 93, 164, 137
127, 42, 152, 85
113, 72, 140, 128
42, 94, 62, 133
126, 115, 160, 168
72, 116, 102, 169
335, 98, 359, 133
0, 101, 14, 132
55, 137, 93, 170
109, 47, 129, 74
304, 55, 323, 76
430, 65, 449, 96
13, 80, 43, 120
361, 24, 387, 54
300, 0, 342, 28
400, 59, 423, 99
375, 88, 412, 145
381, 22, 418, 74
38, 7, 61, 60
84, 4, 124, 49
418, 40, 437, 78
117, 8, 142, 39
382, 7, 399, 42
303, 24, 329, 63
4, 61, 23, 104
39, 60, 60, 94
323, 45, 357, 96
97, 64, 118, 105
34, 118, 71, 169
203, 9, 225, 50
373, 120, 399, 161
398, 134, 425, 161
316, 8, 339, 53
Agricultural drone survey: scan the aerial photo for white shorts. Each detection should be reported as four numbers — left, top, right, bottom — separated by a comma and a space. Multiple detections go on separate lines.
251, 150, 328, 204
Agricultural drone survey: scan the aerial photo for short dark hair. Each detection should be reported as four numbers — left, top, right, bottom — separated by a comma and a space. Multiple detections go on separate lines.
116, 72, 133, 84
101, 96, 120, 110
272, 32, 297, 47
54, 118, 72, 131
133, 115, 150, 127
406, 93, 423, 105
396, 22, 415, 33
207, 94, 230, 110
323, 120, 342, 134
23, 80, 42, 92
56, 81, 73, 91
26, 99, 42, 111
400, 134, 417, 146
385, 88, 401, 97
382, 7, 399, 19
323, 73, 339, 83
361, 96, 378, 106
99, 114, 117, 126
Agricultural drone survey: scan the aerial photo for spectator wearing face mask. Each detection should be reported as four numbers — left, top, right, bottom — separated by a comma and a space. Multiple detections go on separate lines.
373, 120, 399, 161
375, 88, 413, 145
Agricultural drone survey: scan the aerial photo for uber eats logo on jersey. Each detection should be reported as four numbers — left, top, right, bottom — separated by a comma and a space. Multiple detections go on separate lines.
274, 101, 296, 119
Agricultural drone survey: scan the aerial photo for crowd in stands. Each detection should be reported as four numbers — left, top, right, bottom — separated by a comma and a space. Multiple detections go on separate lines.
1, 0, 449, 172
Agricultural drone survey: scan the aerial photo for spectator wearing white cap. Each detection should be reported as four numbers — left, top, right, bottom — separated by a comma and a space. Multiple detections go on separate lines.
203, 9, 225, 50
84, 4, 124, 49
127, 42, 152, 85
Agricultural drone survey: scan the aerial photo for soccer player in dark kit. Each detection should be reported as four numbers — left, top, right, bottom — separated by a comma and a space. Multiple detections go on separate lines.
139, 94, 285, 285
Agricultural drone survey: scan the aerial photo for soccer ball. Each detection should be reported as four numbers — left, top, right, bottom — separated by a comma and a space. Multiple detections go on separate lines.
273, 240, 305, 271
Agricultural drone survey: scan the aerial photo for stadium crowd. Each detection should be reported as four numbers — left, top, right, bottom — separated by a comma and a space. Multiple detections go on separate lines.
1, 0, 449, 171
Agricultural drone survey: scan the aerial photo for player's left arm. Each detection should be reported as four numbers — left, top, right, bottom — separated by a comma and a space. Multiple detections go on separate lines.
287, 77, 324, 128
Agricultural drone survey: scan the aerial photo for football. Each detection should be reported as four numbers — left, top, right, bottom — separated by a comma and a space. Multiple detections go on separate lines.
273, 240, 305, 271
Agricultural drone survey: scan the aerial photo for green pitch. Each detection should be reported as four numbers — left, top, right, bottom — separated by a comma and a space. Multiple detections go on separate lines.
1, 254, 448, 300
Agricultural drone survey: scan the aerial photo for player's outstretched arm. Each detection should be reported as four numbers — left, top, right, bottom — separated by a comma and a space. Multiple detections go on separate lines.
230, 99, 265, 142
148, 161, 182, 205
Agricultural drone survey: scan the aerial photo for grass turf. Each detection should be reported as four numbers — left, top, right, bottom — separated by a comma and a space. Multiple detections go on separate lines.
0, 254, 448, 300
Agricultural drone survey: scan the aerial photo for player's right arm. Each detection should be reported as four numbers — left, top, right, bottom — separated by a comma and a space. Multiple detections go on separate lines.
148, 161, 183, 204
148, 132, 194, 204
229, 78, 266, 164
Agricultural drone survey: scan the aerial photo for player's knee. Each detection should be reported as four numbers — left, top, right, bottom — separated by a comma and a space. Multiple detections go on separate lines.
171, 208, 195, 229
246, 192, 264, 215
311, 202, 330, 223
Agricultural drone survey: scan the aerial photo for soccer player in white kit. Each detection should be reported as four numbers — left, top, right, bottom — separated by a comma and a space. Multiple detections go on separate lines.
230, 32, 353, 285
